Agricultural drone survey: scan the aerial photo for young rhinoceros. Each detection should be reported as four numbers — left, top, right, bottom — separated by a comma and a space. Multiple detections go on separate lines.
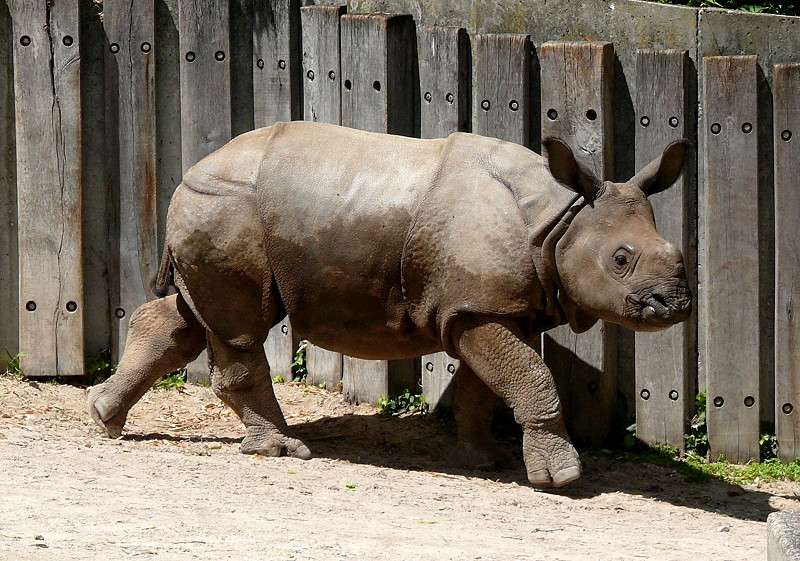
88, 121, 691, 487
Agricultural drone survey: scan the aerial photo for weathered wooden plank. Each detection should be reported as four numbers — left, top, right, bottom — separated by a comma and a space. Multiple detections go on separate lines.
340, 13, 417, 137
343, 356, 417, 406
418, 25, 469, 409
0, 3, 17, 358
472, 33, 530, 147
540, 41, 615, 446
300, 5, 345, 390
81, 0, 112, 364
179, 0, 231, 170
252, 0, 302, 382
339, 13, 419, 404
419, 26, 469, 139
634, 49, 694, 449
702, 55, 760, 463
774, 63, 800, 462
253, 0, 301, 126
179, 0, 232, 384
301, 5, 345, 126
104, 0, 157, 361
11, 0, 84, 376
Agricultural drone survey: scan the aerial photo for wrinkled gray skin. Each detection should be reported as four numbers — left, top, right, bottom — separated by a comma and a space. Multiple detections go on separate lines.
88, 122, 692, 487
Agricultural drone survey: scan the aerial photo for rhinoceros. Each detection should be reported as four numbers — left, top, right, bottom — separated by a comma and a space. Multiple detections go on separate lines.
88, 121, 691, 487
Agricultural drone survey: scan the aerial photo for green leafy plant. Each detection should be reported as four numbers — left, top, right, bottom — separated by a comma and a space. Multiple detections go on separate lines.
378, 389, 428, 416
291, 339, 308, 382
1, 350, 25, 380
272, 374, 285, 383
759, 422, 779, 460
86, 349, 117, 385
649, 0, 797, 15
154, 367, 187, 389
684, 392, 709, 458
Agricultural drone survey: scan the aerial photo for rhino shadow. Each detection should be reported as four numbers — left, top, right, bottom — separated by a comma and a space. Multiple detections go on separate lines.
288, 409, 782, 523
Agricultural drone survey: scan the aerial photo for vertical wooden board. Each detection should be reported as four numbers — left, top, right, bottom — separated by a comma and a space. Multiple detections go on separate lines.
81, 0, 112, 362
155, 0, 182, 249
104, 0, 157, 361
418, 26, 468, 409
252, 0, 300, 380
179, 0, 231, 170
0, 2, 17, 358
11, 0, 84, 376
634, 49, 694, 448
339, 12, 419, 404
340, 13, 416, 137
230, 0, 255, 138
343, 355, 417, 405
472, 33, 530, 147
421, 353, 459, 411
539, 41, 615, 446
301, 5, 345, 389
307, 343, 342, 390
301, 5, 344, 126
253, 0, 301, 127
419, 26, 469, 139
702, 56, 760, 463
774, 63, 800, 462
179, 0, 232, 383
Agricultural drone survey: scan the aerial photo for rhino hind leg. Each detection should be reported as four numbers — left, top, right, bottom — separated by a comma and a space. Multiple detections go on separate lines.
452, 364, 509, 470
88, 294, 206, 438
207, 332, 311, 459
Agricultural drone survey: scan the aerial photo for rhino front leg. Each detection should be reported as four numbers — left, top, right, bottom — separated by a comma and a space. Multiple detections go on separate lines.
452, 317, 581, 487
207, 332, 311, 459
87, 294, 206, 438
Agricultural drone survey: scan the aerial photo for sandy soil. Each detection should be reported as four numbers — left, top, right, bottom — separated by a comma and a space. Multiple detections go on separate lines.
0, 375, 798, 561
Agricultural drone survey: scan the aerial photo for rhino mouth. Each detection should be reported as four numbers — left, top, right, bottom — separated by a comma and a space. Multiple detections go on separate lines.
627, 285, 692, 327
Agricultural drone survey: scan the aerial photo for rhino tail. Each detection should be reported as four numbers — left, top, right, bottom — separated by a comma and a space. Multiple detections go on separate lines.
151, 247, 174, 298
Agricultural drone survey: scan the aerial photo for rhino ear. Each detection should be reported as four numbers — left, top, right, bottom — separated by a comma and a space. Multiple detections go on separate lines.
543, 137, 603, 203
631, 139, 692, 196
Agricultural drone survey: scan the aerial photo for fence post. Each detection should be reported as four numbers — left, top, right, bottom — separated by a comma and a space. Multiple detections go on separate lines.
11, 1, 84, 377
702, 55, 760, 463
634, 49, 695, 449
418, 26, 469, 410
254, 0, 301, 383
472, 33, 530, 147
339, 13, 419, 404
0, 3, 16, 360
773, 63, 800, 463
104, 1, 158, 363
540, 41, 616, 446
301, 4, 346, 391
178, 0, 232, 384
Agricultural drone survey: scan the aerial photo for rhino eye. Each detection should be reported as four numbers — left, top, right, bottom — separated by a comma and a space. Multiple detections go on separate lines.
614, 254, 628, 267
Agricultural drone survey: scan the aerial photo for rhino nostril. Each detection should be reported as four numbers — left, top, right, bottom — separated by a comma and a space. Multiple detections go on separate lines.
651, 293, 668, 309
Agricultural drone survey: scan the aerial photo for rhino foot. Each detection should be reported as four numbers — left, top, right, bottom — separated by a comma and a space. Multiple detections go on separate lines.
522, 426, 582, 487
240, 433, 312, 460
87, 385, 128, 439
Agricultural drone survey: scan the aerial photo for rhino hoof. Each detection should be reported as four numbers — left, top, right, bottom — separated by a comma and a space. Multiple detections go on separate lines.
87, 387, 126, 439
241, 435, 312, 460
552, 466, 582, 487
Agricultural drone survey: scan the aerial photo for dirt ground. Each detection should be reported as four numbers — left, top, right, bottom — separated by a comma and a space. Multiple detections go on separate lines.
0, 376, 798, 561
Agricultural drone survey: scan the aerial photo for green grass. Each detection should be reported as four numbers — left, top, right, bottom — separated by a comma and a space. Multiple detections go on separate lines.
1, 350, 25, 380
618, 443, 800, 485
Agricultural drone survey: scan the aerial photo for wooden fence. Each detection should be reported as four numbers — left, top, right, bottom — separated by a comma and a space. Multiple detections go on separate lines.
0, 0, 799, 464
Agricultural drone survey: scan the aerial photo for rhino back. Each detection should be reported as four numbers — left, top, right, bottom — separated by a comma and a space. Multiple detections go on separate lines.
257, 122, 447, 358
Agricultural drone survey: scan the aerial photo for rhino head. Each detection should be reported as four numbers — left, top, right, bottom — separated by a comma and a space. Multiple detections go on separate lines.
543, 138, 692, 332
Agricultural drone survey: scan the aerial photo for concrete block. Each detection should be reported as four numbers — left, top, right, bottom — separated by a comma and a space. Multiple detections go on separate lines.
768, 510, 800, 561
